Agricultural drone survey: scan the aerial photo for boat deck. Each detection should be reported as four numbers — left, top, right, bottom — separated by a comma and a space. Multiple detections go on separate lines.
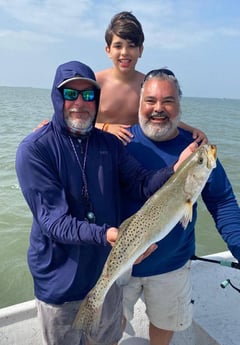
0, 251, 239, 345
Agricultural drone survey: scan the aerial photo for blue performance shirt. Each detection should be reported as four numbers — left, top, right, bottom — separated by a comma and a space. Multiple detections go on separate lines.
123, 125, 240, 277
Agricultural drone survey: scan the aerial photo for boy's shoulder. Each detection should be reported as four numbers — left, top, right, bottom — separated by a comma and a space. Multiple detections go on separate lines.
131, 70, 145, 84
95, 68, 111, 83
96, 68, 144, 86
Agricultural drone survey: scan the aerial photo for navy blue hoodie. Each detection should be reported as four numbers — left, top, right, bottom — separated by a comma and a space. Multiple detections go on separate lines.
15, 61, 174, 304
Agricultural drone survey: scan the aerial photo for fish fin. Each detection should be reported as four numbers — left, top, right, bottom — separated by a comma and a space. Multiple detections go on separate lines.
180, 200, 193, 229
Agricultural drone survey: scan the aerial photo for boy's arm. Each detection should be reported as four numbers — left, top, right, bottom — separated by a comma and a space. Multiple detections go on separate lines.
33, 119, 49, 131
179, 121, 208, 144
95, 122, 133, 145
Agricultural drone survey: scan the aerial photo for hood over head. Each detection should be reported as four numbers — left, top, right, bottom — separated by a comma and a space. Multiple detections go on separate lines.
51, 60, 101, 137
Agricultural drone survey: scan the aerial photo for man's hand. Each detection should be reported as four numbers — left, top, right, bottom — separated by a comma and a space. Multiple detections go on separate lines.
134, 244, 158, 264
106, 227, 157, 263
106, 227, 119, 246
174, 141, 198, 171
192, 128, 208, 145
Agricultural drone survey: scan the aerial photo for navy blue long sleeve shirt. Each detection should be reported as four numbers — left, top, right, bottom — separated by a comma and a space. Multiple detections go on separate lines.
122, 125, 240, 276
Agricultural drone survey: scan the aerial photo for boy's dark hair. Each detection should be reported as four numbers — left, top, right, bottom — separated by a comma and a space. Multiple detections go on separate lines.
105, 11, 144, 47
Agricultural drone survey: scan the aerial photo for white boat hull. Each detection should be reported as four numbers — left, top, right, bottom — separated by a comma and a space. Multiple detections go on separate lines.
0, 251, 239, 345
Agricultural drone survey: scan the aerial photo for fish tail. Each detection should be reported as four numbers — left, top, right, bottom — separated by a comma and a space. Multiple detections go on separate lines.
73, 275, 112, 334
90, 306, 103, 335
72, 293, 103, 334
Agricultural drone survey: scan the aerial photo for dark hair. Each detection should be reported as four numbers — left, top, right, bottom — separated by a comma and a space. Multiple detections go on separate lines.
142, 68, 182, 97
105, 11, 144, 47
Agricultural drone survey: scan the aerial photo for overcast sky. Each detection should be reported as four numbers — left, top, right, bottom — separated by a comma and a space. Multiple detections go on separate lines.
0, 0, 239, 99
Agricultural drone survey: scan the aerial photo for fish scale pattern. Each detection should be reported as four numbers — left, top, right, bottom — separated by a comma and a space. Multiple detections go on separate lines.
72, 144, 217, 338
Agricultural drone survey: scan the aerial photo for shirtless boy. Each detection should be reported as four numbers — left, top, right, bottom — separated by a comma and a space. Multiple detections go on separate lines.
95, 11, 207, 144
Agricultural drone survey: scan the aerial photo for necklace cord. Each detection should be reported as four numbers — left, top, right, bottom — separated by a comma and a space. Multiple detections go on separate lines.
69, 136, 90, 204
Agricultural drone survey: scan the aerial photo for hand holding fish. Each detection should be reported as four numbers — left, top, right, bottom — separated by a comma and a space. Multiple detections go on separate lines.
134, 243, 158, 264
192, 128, 208, 145
173, 141, 198, 171
106, 227, 119, 246
107, 227, 158, 264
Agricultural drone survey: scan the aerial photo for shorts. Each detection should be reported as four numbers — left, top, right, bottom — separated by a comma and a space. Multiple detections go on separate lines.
36, 282, 123, 345
123, 261, 193, 331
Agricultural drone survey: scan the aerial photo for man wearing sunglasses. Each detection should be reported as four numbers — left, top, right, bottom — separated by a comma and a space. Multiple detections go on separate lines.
15, 61, 196, 345
121, 69, 240, 345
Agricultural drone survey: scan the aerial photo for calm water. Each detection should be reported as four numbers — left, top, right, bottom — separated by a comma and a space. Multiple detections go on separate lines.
0, 87, 239, 308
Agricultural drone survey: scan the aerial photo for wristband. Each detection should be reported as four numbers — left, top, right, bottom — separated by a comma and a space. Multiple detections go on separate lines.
102, 123, 109, 132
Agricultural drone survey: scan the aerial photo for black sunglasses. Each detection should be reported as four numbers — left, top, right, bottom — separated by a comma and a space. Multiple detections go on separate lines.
143, 68, 175, 83
62, 88, 96, 102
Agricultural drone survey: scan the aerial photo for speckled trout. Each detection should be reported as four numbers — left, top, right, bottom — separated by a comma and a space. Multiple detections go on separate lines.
73, 144, 217, 334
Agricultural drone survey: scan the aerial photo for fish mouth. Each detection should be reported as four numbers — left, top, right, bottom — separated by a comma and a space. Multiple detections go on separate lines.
206, 144, 217, 168
210, 144, 217, 160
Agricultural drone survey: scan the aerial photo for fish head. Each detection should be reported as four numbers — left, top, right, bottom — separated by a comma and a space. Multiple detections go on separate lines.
197, 144, 217, 171
206, 144, 217, 169
183, 143, 217, 204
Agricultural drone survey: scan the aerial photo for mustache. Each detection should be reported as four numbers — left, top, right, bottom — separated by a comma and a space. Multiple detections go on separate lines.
150, 111, 169, 120
69, 107, 85, 113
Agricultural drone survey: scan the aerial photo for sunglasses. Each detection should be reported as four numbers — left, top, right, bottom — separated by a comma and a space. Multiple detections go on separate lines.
143, 68, 175, 82
62, 88, 96, 102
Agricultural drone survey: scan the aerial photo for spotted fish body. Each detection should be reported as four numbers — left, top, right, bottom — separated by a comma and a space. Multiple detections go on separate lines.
73, 144, 217, 334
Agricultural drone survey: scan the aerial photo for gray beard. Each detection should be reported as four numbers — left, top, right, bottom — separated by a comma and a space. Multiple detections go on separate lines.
139, 116, 180, 142
66, 118, 94, 137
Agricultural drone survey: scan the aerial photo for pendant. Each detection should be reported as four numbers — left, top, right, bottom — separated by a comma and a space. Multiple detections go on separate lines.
85, 211, 96, 224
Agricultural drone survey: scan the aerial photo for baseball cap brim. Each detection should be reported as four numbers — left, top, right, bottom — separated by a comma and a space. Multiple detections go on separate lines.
57, 76, 100, 89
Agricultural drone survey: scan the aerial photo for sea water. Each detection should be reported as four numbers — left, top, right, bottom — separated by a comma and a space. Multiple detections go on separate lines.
0, 86, 239, 308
